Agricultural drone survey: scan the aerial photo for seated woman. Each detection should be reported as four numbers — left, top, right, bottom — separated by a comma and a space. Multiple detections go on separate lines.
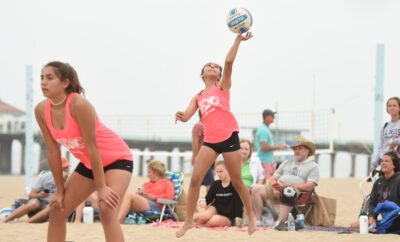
118, 160, 174, 223
193, 160, 243, 227
351, 151, 400, 228
240, 139, 264, 189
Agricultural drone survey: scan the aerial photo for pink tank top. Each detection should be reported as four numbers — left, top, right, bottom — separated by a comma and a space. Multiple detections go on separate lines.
196, 85, 239, 143
44, 93, 133, 169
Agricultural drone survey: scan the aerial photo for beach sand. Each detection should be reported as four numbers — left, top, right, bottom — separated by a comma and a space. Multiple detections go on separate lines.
0, 176, 397, 242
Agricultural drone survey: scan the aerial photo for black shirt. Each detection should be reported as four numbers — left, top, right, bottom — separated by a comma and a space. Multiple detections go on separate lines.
205, 180, 243, 223
368, 172, 400, 218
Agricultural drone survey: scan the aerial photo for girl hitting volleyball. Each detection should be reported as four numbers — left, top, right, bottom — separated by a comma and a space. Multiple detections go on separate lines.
35, 61, 133, 242
175, 32, 257, 237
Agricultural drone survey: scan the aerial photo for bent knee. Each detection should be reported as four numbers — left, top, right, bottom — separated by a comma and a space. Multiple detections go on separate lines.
49, 205, 69, 221
99, 204, 117, 221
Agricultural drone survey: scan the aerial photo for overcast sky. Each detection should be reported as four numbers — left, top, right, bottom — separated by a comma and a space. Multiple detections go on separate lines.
0, 0, 399, 142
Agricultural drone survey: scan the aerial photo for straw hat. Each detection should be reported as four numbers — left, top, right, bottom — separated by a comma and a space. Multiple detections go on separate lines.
290, 136, 316, 156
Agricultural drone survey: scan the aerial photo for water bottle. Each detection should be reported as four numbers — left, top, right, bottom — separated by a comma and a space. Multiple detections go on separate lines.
83, 201, 94, 224
296, 213, 305, 229
359, 215, 369, 234
287, 213, 296, 231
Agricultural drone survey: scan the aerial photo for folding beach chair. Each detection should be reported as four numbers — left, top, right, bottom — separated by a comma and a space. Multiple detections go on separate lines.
157, 171, 184, 222
294, 191, 315, 223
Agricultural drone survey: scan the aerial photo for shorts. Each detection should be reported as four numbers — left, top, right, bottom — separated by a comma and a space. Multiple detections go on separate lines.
147, 199, 161, 212
262, 163, 277, 179
27, 198, 49, 218
75, 159, 133, 180
201, 167, 215, 186
264, 183, 309, 206
203, 132, 240, 154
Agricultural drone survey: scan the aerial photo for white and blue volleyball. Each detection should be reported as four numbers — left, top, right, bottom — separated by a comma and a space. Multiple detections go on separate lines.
0, 208, 13, 219
226, 8, 253, 34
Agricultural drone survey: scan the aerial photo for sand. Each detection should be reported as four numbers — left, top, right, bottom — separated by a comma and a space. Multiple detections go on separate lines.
0, 175, 398, 242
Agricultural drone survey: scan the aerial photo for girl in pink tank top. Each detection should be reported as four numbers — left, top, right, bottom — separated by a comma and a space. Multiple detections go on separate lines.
175, 33, 257, 237
36, 61, 132, 242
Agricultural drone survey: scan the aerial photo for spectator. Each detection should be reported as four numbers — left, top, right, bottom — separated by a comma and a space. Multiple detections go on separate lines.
368, 152, 400, 226
118, 160, 174, 223
240, 139, 264, 189
255, 109, 288, 180
372, 97, 400, 169
193, 160, 243, 227
1, 157, 70, 223
250, 136, 319, 230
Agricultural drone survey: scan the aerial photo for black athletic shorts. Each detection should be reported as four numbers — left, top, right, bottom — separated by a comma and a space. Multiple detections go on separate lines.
203, 131, 240, 154
74, 159, 133, 180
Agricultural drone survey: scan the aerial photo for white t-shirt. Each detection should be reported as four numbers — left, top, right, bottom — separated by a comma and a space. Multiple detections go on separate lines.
31, 172, 57, 202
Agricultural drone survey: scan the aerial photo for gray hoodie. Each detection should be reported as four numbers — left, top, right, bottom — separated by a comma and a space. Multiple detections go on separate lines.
372, 119, 400, 168
274, 156, 320, 185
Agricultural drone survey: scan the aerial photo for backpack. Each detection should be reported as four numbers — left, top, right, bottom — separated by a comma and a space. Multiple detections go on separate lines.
374, 201, 400, 234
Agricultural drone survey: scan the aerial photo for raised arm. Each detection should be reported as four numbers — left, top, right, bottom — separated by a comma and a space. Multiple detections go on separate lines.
219, 32, 253, 91
175, 95, 198, 123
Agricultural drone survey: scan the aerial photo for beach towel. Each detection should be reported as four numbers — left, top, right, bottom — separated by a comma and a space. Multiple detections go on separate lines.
150, 220, 265, 232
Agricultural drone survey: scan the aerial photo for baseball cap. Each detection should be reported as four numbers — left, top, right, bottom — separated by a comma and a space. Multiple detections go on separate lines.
262, 109, 277, 118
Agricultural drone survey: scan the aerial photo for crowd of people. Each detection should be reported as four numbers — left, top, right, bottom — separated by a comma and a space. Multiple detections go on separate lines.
1, 34, 399, 242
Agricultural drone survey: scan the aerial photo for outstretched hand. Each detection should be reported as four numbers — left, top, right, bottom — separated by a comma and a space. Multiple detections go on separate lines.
175, 111, 186, 123
236, 32, 253, 41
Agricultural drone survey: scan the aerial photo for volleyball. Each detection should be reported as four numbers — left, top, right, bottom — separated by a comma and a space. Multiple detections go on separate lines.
0, 208, 12, 219
226, 8, 253, 34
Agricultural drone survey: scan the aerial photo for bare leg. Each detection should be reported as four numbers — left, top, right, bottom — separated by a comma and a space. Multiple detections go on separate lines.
0, 199, 40, 223
118, 192, 150, 223
100, 169, 131, 242
277, 204, 293, 222
250, 184, 267, 221
47, 172, 95, 242
176, 146, 218, 238
222, 150, 256, 235
193, 206, 217, 225
27, 206, 50, 223
205, 214, 231, 227
74, 201, 85, 223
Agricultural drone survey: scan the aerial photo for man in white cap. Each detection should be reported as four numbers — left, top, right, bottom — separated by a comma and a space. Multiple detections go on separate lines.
250, 136, 319, 229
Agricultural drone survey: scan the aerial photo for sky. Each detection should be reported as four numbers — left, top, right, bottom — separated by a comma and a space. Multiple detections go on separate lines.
0, 0, 399, 142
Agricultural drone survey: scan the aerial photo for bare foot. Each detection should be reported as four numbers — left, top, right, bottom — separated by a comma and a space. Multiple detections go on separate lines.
247, 214, 257, 235
176, 221, 194, 238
